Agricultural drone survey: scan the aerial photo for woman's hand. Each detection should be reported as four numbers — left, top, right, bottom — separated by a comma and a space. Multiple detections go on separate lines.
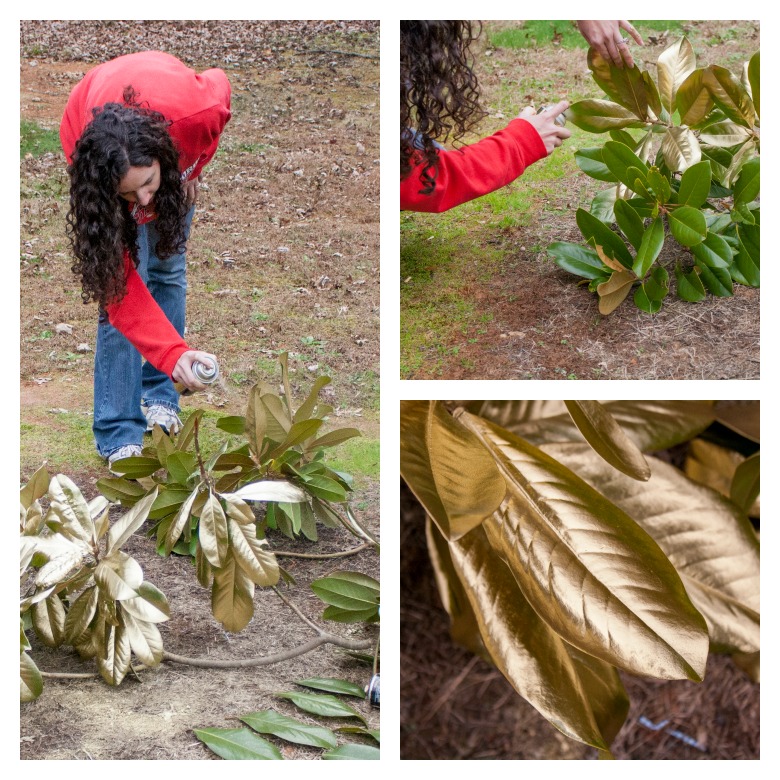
183, 175, 202, 206
518, 101, 571, 155
172, 350, 218, 391
576, 21, 644, 68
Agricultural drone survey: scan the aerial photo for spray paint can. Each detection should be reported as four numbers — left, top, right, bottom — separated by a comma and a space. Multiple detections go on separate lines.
537, 104, 567, 127
175, 359, 220, 396
366, 674, 380, 708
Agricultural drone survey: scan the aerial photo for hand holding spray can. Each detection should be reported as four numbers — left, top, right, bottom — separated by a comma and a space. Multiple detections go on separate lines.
174, 359, 220, 396
536, 104, 567, 127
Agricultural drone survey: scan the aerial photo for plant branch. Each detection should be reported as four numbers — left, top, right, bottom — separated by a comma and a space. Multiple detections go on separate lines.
274, 542, 370, 559
273, 585, 321, 632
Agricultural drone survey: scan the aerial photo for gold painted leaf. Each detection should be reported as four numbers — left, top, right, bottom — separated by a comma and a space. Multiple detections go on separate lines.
597, 270, 635, 315
445, 522, 627, 749
199, 491, 229, 568
732, 651, 759, 683
96, 619, 132, 686
94, 550, 144, 601
731, 453, 760, 515
546, 443, 759, 655
588, 49, 649, 120
564, 401, 651, 481
245, 384, 267, 460
212, 554, 256, 633
164, 487, 199, 555
196, 543, 213, 588
20, 465, 50, 512
715, 400, 759, 442
657, 37, 696, 113
121, 582, 171, 624
48, 475, 95, 546
106, 487, 159, 555
661, 126, 701, 172
677, 69, 713, 126
699, 120, 752, 148
63, 586, 99, 643
463, 401, 567, 428
21, 651, 43, 702
400, 401, 506, 540
32, 593, 66, 648
226, 512, 280, 587
566, 99, 648, 132
120, 607, 164, 666
459, 412, 709, 681
704, 65, 757, 127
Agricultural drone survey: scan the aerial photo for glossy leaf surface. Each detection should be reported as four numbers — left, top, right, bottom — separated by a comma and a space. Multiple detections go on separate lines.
275, 692, 367, 725
661, 126, 701, 172
669, 206, 707, 247
588, 50, 649, 119
657, 37, 696, 112
566, 99, 648, 132
194, 727, 283, 760
294, 677, 367, 698
632, 217, 665, 278
323, 744, 380, 760
240, 710, 337, 749
211, 555, 255, 633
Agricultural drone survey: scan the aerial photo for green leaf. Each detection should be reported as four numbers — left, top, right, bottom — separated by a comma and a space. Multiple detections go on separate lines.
400, 400, 506, 541
748, 51, 759, 117
733, 158, 760, 209
96, 477, 147, 506
293, 375, 331, 422
695, 259, 733, 297
678, 160, 712, 207
306, 427, 362, 451
548, 242, 608, 280
635, 266, 670, 312
459, 412, 710, 681
731, 453, 760, 514
691, 231, 733, 269
336, 726, 380, 743
632, 217, 665, 278
564, 401, 651, 481
646, 168, 671, 203
589, 186, 618, 223
601, 141, 649, 191
322, 744, 380, 760
294, 677, 367, 698
566, 99, 648, 133
275, 692, 367, 725
216, 415, 246, 435
675, 264, 707, 302
613, 200, 645, 250
311, 571, 379, 619
166, 451, 198, 486
668, 206, 707, 247
574, 147, 617, 182
240, 710, 337, 749
108, 455, 162, 480
299, 474, 347, 503
194, 727, 283, 760
576, 207, 633, 268
633, 281, 663, 313
174, 408, 203, 452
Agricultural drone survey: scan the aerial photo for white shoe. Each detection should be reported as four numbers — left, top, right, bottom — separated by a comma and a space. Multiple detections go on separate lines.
144, 404, 182, 434
108, 444, 143, 475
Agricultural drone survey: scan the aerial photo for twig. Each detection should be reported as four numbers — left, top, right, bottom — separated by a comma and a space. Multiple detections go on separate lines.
306, 49, 379, 60
274, 543, 370, 559
273, 584, 320, 633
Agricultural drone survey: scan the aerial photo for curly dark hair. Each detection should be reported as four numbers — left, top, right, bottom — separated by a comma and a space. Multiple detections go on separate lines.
400, 21, 485, 193
66, 89, 188, 306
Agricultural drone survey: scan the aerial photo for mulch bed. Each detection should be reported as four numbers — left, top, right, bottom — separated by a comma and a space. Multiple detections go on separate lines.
400, 482, 759, 760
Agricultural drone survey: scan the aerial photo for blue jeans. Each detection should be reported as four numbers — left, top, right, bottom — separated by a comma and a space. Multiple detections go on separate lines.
93, 207, 193, 458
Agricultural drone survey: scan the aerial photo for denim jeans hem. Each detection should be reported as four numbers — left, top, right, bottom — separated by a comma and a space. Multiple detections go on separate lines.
141, 398, 180, 412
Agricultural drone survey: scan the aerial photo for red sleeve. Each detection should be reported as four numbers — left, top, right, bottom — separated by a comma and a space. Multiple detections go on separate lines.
105, 254, 190, 378
400, 118, 548, 213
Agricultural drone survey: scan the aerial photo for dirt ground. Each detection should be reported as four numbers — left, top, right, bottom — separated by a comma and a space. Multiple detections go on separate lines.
400, 481, 760, 760
400, 20, 760, 380
20, 20, 379, 760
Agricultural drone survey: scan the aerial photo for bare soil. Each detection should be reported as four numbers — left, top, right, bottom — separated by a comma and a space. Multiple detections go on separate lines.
400, 20, 760, 380
20, 20, 379, 760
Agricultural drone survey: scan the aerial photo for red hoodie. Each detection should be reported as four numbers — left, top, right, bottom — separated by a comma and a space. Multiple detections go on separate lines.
60, 51, 231, 377
400, 118, 547, 213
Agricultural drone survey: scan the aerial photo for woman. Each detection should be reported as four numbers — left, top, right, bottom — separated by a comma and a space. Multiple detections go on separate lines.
400, 20, 641, 212
60, 50, 231, 470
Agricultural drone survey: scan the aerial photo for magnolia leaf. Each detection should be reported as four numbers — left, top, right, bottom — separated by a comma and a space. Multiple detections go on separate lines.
34, 545, 87, 589
564, 401, 651, 481
226, 514, 280, 587
20, 465, 50, 511
62, 585, 99, 643
445, 522, 625, 749
677, 69, 713, 126
335, 726, 380, 742
464, 401, 567, 428
716, 401, 760, 443
426, 518, 489, 660
175, 408, 203, 452
21, 650, 44, 702
240, 710, 337, 749
245, 385, 268, 460
275, 692, 367, 725
733, 158, 760, 209
107, 455, 161, 480
96, 477, 146, 507
266, 418, 324, 460
163, 489, 199, 555
699, 120, 752, 148
657, 36, 696, 113
400, 400, 506, 541
299, 474, 347, 503
589, 186, 618, 223
613, 200, 645, 251
32, 593, 66, 648
106, 487, 159, 555
594, 244, 628, 273
547, 443, 759, 655
322, 744, 380, 760
311, 571, 379, 618
675, 264, 707, 302
96, 619, 132, 686
260, 393, 292, 442
216, 415, 246, 435
212, 555, 255, 633
566, 99, 648, 132
747, 51, 759, 117
94, 550, 144, 601
194, 727, 283, 760
459, 412, 709, 681
306, 427, 361, 450
48, 474, 95, 545
704, 65, 757, 127
225, 481, 307, 503
661, 126, 701, 172
635, 266, 669, 313
117, 581, 170, 625
668, 206, 707, 247
576, 208, 633, 268
597, 270, 635, 315
574, 147, 617, 182
294, 678, 367, 698
646, 167, 671, 203
691, 232, 732, 269
695, 260, 733, 297
294, 375, 331, 422
199, 491, 229, 568
601, 141, 650, 191
120, 607, 164, 666
685, 439, 745, 500
678, 160, 712, 208
588, 49, 649, 119
632, 217, 665, 278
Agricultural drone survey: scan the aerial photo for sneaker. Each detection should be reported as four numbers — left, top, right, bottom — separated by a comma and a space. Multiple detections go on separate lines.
144, 404, 182, 434
108, 444, 143, 475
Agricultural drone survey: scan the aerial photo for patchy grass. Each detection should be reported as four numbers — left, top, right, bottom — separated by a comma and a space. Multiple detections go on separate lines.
328, 436, 380, 482
20, 119, 61, 158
